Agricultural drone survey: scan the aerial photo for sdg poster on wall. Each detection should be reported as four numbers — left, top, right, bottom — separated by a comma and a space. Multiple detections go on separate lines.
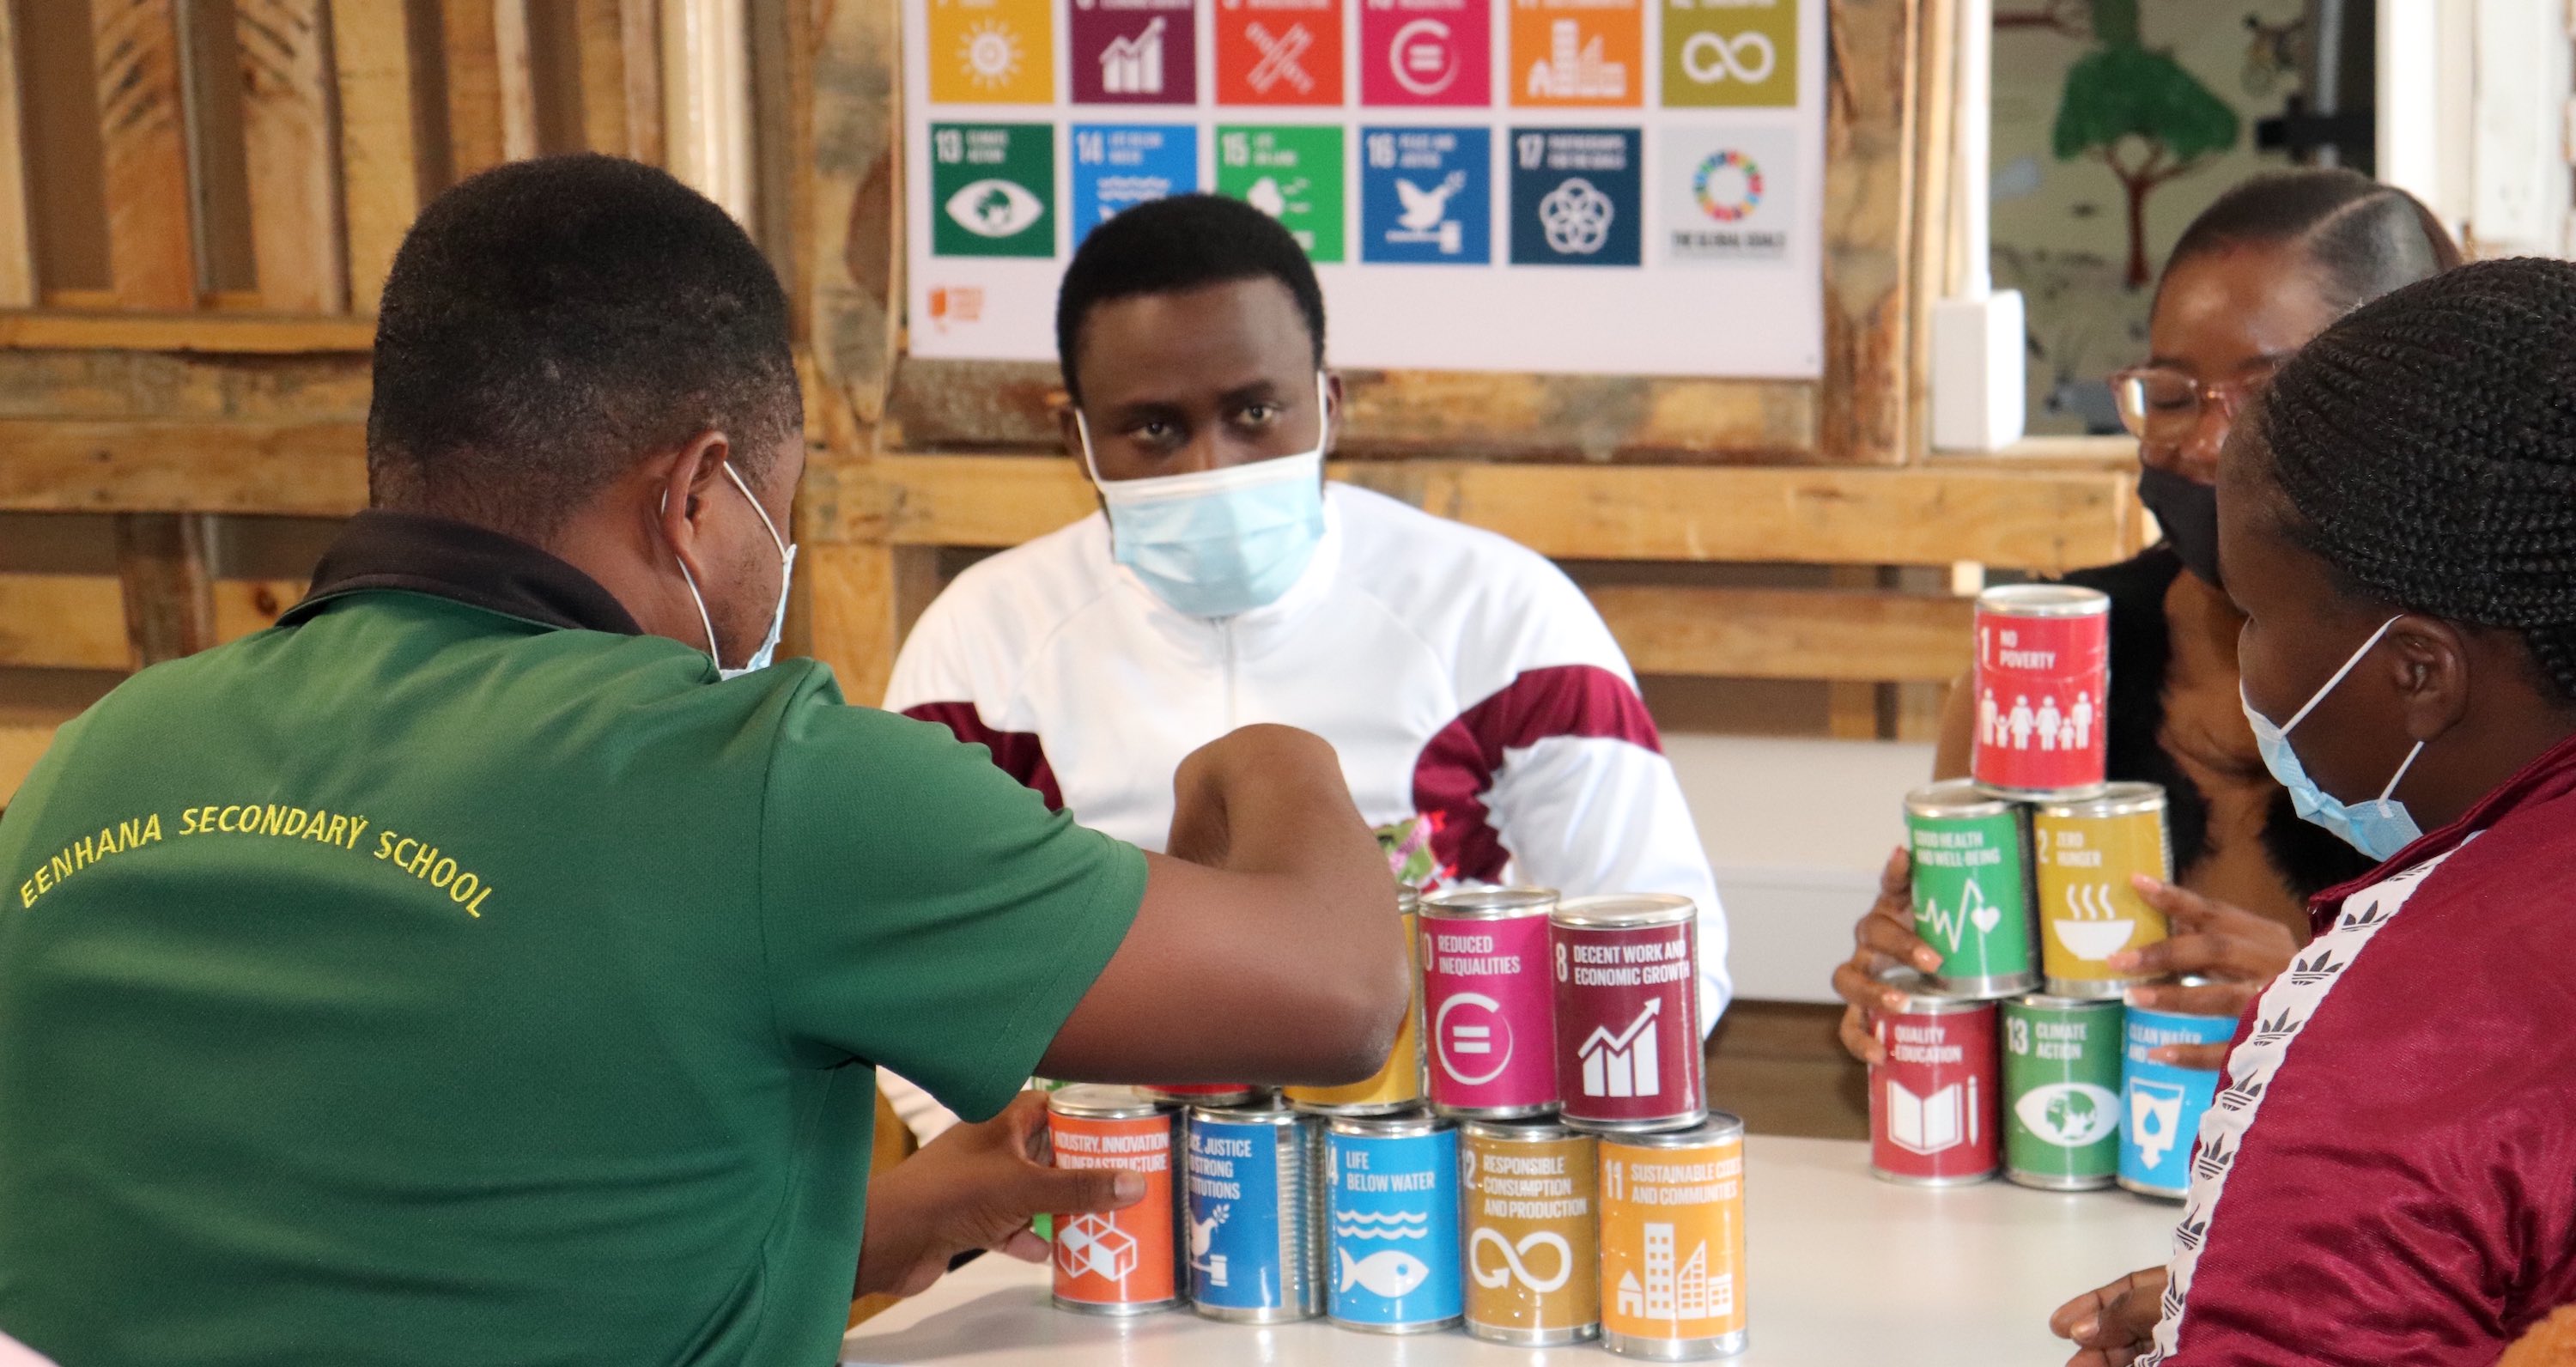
903, 0, 1826, 379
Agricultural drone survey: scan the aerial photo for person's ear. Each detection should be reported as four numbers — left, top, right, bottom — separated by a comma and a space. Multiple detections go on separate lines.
1322, 371, 1344, 453
1056, 399, 1091, 476
2388, 614, 2472, 744
656, 430, 733, 584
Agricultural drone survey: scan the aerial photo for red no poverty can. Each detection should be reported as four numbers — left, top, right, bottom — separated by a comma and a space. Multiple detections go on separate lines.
1422, 887, 1560, 1119
1969, 584, 2111, 799
1550, 895, 1704, 1133
1868, 975, 1999, 1186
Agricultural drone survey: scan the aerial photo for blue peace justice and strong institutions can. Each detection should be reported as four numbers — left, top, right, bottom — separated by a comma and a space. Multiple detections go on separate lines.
1326, 1112, 1464, 1333
1186, 1100, 1323, 1322
2119, 1006, 2238, 1199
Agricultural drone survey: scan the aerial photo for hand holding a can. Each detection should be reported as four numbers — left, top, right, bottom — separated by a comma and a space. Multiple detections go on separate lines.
2111, 876, 2300, 1069
858, 1091, 1147, 1300
1831, 848, 1943, 1065
2048, 1264, 2167, 1367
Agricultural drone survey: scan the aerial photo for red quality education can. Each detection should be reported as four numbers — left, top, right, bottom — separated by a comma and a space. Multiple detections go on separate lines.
1868, 975, 1999, 1186
1550, 895, 1704, 1133
1969, 584, 2111, 799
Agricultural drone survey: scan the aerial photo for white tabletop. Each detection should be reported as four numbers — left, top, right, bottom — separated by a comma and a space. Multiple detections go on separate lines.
841, 1135, 2179, 1366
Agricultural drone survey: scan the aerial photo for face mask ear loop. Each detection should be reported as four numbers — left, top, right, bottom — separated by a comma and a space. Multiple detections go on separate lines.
1314, 371, 1333, 457
661, 487, 726, 665
2281, 615, 2406, 734
721, 462, 788, 559
2374, 739, 2427, 806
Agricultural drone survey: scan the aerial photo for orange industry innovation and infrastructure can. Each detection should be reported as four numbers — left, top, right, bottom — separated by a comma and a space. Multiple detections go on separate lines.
1286, 886, 1427, 1115
1047, 1085, 1185, 1314
1598, 1114, 1748, 1359
1461, 1118, 1601, 1346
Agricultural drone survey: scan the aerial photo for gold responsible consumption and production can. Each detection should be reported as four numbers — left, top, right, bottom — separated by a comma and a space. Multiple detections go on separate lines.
1599, 1114, 1748, 1360
1288, 885, 1427, 1115
2033, 783, 2172, 999
1461, 1118, 1601, 1346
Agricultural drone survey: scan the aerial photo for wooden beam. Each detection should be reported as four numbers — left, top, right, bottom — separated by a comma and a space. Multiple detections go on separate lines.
0, 312, 374, 354
805, 541, 901, 713
0, 574, 307, 669
0, 421, 367, 514
92, 0, 198, 310
236, 0, 347, 313
0, 0, 36, 307
1815, 0, 1922, 466
0, 717, 68, 809
1590, 585, 1972, 684
574, 0, 663, 159
809, 453, 2148, 572
493, 0, 538, 161
0, 349, 372, 422
113, 512, 217, 665
442, 0, 509, 178
808, 0, 896, 422
330, 0, 422, 313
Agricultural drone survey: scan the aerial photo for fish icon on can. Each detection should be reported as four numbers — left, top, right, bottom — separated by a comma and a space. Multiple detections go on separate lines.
1326, 1113, 1463, 1333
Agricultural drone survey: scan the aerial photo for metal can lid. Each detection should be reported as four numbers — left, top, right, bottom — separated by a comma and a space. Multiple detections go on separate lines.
1904, 776, 2015, 819
1459, 1115, 1584, 1143
1874, 969, 1997, 1015
2034, 781, 2167, 819
1975, 583, 2111, 618
1327, 1109, 1450, 1139
1396, 884, 1420, 915
1598, 1110, 1747, 1151
1552, 893, 1696, 929
1189, 1097, 1306, 1127
1422, 886, 1557, 920
1048, 1084, 1175, 1121
2008, 993, 2123, 1013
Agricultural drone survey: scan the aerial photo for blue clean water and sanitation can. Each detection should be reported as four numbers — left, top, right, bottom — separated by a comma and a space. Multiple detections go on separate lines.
1187, 1101, 1322, 1322
1325, 1112, 1463, 1333
2118, 1006, 2237, 1199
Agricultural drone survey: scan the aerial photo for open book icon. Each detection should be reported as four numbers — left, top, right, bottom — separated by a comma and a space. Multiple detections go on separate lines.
1886, 1077, 1976, 1155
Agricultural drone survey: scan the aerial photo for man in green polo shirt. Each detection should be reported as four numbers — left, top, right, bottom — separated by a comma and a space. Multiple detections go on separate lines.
0, 156, 1405, 1367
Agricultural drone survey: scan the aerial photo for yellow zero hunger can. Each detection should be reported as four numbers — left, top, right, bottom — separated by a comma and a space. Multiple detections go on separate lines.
1286, 885, 1427, 1115
1461, 1118, 1601, 1346
1598, 1113, 1748, 1359
2033, 783, 2172, 998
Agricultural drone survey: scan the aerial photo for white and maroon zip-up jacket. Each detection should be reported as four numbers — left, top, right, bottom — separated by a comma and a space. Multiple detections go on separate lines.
884, 483, 1730, 1028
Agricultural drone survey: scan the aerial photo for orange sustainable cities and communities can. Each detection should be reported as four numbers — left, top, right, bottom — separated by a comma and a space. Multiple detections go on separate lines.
1598, 1114, 1749, 1360
1047, 1085, 1184, 1315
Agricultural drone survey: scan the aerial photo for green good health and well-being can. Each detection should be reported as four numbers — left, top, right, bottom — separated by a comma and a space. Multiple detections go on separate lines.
2001, 995, 2123, 1190
1903, 780, 2038, 999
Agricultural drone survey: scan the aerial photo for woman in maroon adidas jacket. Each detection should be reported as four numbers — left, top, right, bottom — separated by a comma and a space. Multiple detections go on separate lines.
2056, 257, 2576, 1364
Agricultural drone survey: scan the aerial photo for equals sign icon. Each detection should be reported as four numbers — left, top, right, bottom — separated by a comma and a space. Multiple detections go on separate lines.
1449, 1025, 1492, 1055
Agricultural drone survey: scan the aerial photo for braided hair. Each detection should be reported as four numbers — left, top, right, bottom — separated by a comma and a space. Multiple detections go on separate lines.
2163, 168, 2461, 315
2252, 257, 2576, 700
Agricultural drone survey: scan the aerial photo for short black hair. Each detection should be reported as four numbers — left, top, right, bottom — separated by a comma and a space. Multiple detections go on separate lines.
1054, 193, 1326, 404
2251, 257, 2576, 698
368, 155, 799, 539
2165, 168, 2462, 316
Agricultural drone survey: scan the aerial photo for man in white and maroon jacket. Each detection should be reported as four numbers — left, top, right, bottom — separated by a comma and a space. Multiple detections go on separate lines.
882, 197, 1725, 1134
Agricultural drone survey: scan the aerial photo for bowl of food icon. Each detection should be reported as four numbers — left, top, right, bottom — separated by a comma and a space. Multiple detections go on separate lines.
2052, 919, 2137, 960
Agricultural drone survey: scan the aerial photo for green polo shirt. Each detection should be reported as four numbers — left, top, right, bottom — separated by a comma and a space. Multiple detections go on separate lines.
0, 512, 1147, 1366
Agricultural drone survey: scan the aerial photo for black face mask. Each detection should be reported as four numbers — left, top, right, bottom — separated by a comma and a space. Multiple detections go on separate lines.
2138, 464, 2221, 589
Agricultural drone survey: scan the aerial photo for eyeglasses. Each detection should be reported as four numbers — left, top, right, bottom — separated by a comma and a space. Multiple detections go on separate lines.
2108, 362, 2282, 447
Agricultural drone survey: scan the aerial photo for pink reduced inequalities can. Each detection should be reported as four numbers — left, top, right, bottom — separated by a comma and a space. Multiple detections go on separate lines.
1421, 887, 1560, 1119
1550, 895, 1706, 1133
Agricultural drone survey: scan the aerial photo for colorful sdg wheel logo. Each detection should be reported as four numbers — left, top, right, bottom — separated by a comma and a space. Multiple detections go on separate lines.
1691, 150, 1762, 224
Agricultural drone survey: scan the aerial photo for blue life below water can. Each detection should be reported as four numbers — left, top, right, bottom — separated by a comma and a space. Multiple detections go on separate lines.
1325, 1112, 1463, 1333
1186, 1101, 1322, 1322
2119, 1006, 2237, 1199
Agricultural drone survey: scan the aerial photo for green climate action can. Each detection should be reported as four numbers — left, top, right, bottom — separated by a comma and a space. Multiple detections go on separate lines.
2001, 995, 2123, 1190
1903, 780, 2038, 999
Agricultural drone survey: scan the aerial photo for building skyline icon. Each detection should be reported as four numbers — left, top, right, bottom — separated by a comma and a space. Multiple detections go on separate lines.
1526, 18, 1625, 100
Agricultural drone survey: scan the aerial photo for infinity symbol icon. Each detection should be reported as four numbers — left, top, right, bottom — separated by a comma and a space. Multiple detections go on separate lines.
1470, 1228, 1573, 1292
1680, 29, 1777, 85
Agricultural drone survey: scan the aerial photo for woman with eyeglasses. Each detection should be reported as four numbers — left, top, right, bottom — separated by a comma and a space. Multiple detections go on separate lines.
1832, 170, 2460, 1071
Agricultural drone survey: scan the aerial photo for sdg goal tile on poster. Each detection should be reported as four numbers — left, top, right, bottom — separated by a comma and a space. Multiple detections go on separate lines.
1663, 0, 1799, 108
1072, 125, 1200, 245
1069, 0, 1197, 106
1509, 127, 1641, 266
1359, 126, 1492, 264
1359, 0, 1492, 107
1216, 0, 1346, 106
927, 0, 1054, 105
1218, 125, 1348, 262
1658, 125, 1798, 264
1510, 0, 1643, 107
931, 124, 1057, 258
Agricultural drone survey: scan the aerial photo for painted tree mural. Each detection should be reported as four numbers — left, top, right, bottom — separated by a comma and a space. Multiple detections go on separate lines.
2049, 0, 2240, 287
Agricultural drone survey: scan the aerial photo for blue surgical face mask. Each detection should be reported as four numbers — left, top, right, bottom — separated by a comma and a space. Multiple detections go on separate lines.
1076, 374, 1330, 619
671, 462, 796, 679
2241, 615, 2426, 861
